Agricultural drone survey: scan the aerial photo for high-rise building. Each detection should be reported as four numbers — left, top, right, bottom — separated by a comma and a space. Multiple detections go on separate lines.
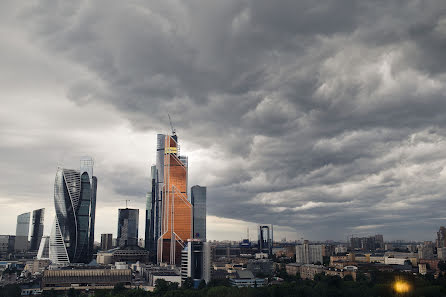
30, 208, 45, 251
157, 134, 192, 265
15, 212, 30, 252
418, 241, 434, 260
181, 240, 211, 286
145, 165, 159, 258
49, 157, 97, 264
437, 226, 446, 248
101, 234, 113, 251
117, 208, 139, 247
296, 240, 323, 265
37, 236, 50, 259
258, 225, 273, 256
191, 186, 206, 241
0, 235, 15, 255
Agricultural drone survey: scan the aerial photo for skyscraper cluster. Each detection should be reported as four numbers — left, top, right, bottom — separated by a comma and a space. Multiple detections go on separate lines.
145, 133, 207, 265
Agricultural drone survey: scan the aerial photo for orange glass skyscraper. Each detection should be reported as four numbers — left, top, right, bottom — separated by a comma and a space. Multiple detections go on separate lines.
157, 134, 192, 265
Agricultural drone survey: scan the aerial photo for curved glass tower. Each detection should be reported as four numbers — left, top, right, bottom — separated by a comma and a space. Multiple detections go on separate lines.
50, 158, 97, 264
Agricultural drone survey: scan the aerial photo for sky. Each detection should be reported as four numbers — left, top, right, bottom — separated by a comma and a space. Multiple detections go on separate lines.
1, 0, 446, 242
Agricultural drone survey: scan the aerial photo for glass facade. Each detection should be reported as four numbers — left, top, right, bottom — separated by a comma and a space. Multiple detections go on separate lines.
50, 160, 97, 264
157, 135, 192, 265
30, 208, 45, 251
15, 212, 30, 251
117, 208, 139, 247
191, 186, 206, 241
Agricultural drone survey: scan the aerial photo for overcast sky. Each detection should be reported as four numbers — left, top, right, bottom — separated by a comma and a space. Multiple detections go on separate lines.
1, 0, 446, 243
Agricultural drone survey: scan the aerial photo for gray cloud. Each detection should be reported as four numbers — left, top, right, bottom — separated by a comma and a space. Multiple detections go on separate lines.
1, 0, 446, 240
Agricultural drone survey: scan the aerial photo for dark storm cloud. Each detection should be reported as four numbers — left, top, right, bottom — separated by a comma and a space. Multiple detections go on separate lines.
9, 0, 446, 240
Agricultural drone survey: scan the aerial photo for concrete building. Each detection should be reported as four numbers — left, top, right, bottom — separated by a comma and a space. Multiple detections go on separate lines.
299, 264, 325, 280
229, 270, 266, 288
42, 268, 131, 291
285, 263, 301, 276
437, 247, 446, 260
101, 233, 113, 250
24, 259, 51, 274
384, 257, 411, 266
246, 259, 274, 276
180, 240, 211, 286
437, 226, 446, 248
296, 241, 323, 264
418, 263, 427, 275
418, 242, 434, 260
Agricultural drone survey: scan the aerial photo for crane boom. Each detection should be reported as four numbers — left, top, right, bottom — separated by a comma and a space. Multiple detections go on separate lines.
168, 113, 176, 136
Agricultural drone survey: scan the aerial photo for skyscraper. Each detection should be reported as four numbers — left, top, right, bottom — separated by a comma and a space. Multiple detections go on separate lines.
15, 212, 30, 252
49, 157, 97, 264
437, 226, 446, 248
117, 208, 139, 247
258, 225, 273, 256
191, 186, 206, 241
157, 134, 192, 265
145, 165, 158, 257
30, 208, 45, 251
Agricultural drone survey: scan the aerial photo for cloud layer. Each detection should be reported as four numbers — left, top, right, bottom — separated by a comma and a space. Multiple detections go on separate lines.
1, 0, 446, 241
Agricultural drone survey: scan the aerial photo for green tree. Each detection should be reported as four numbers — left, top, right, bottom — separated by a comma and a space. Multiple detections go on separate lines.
197, 280, 206, 290
182, 277, 194, 289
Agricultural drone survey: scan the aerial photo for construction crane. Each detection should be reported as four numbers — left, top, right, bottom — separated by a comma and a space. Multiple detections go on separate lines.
168, 113, 176, 136
123, 200, 130, 208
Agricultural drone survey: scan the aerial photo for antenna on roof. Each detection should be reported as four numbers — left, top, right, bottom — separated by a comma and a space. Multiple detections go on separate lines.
168, 113, 176, 136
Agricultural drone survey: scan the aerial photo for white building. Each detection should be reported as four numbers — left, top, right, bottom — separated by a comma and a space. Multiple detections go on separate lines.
181, 240, 211, 286
296, 240, 323, 264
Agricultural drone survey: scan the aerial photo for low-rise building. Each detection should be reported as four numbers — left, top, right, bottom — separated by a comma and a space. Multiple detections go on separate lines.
229, 270, 266, 288
41, 268, 132, 291
246, 259, 274, 276
299, 264, 324, 280
285, 263, 300, 276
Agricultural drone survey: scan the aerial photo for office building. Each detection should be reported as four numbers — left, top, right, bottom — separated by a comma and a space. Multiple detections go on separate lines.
37, 236, 50, 259
180, 240, 211, 286
15, 212, 30, 252
191, 186, 206, 241
296, 240, 323, 264
145, 165, 158, 257
0, 235, 15, 255
49, 157, 97, 264
117, 208, 139, 247
157, 134, 192, 265
30, 208, 45, 251
101, 233, 113, 250
258, 225, 273, 255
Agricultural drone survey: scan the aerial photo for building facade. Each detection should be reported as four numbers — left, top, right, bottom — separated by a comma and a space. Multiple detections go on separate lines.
296, 241, 323, 264
101, 233, 113, 250
49, 157, 97, 264
437, 226, 446, 248
37, 236, 50, 259
180, 240, 211, 286
191, 186, 206, 241
30, 208, 45, 251
157, 134, 192, 265
0, 235, 15, 255
15, 212, 30, 252
117, 209, 139, 247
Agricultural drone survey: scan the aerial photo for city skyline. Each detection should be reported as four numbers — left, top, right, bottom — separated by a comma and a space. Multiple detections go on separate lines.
2, 1, 446, 242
